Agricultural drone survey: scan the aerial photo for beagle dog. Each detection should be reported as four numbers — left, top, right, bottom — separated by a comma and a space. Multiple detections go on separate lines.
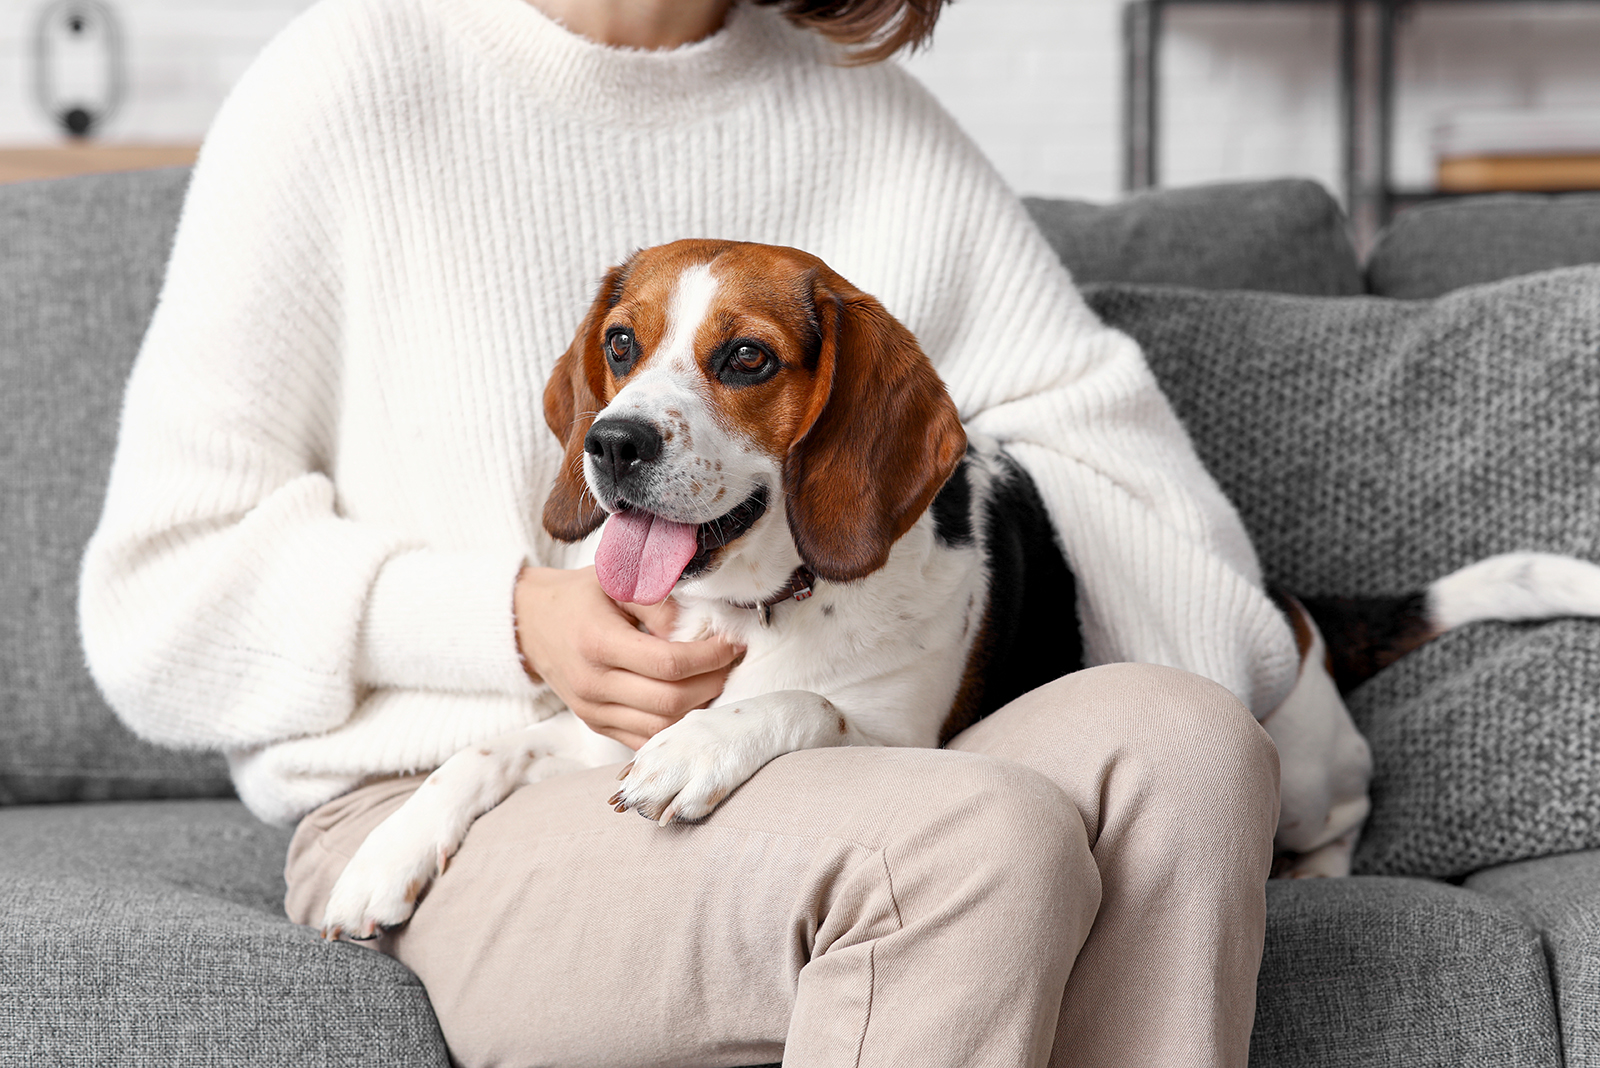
321, 239, 1600, 939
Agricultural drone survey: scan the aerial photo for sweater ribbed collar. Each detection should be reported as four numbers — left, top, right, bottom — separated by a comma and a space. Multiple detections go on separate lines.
447, 0, 824, 126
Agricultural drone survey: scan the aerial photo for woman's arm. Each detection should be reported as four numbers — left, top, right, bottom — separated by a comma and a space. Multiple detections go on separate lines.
77, 30, 526, 750
79, 11, 738, 756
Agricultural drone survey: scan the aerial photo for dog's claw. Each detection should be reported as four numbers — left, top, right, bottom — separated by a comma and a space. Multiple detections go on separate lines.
617, 761, 634, 781
608, 790, 624, 806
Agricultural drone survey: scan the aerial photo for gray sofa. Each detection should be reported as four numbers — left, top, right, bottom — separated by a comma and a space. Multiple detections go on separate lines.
2, 168, 1598, 1066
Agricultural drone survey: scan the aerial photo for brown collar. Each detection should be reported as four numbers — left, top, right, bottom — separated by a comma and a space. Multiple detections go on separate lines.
733, 565, 816, 626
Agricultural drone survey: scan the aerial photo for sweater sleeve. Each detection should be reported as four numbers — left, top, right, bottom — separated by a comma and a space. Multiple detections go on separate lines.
78, 12, 540, 753
878, 99, 1299, 718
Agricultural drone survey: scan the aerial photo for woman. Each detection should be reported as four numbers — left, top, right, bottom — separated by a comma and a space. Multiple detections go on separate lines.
80, 0, 1298, 1063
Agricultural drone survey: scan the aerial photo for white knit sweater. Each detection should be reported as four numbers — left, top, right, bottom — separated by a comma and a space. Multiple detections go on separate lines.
79, 0, 1298, 826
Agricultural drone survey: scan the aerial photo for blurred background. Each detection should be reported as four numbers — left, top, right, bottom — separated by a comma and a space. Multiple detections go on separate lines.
4, 0, 1599, 232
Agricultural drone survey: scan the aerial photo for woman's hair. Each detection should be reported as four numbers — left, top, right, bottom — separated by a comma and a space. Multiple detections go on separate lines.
753, 0, 950, 63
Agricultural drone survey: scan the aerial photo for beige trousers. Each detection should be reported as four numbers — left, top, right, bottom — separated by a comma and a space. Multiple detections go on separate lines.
284, 663, 1279, 1068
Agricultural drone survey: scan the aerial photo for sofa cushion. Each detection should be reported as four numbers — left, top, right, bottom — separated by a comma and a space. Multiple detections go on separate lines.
1086, 267, 1600, 879
1367, 192, 1600, 298
1465, 856, 1600, 1068
0, 800, 449, 1066
0, 168, 234, 804
21, 807, 1561, 1068
1467, 850, 1600, 1068
1252, 876, 1560, 1067
1025, 178, 1364, 296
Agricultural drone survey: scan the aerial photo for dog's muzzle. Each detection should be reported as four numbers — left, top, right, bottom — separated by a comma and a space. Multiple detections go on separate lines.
585, 417, 662, 504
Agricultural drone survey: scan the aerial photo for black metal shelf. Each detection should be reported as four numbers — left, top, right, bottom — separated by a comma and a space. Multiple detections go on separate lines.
1122, 0, 1600, 245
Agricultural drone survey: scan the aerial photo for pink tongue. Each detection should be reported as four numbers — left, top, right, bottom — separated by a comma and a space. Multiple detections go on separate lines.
595, 510, 700, 605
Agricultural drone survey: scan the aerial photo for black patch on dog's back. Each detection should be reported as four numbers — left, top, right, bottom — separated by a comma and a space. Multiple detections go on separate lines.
930, 455, 974, 548
1297, 592, 1437, 694
942, 452, 1083, 740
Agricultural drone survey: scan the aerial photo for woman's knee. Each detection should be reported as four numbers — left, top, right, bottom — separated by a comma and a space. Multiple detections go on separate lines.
954, 662, 1279, 840
1086, 664, 1281, 851
870, 751, 1102, 933
1096, 662, 1273, 765
941, 753, 1094, 860
1077, 663, 1277, 798
828, 750, 1094, 900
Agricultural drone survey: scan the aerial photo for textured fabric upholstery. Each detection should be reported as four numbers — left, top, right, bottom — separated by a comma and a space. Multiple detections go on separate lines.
0, 800, 448, 1066
1369, 193, 1600, 298
1087, 268, 1600, 879
0, 168, 233, 804
0, 801, 1564, 1068
1025, 179, 1364, 296
1253, 876, 1560, 1067
1465, 850, 1600, 1068
1468, 850, 1600, 1068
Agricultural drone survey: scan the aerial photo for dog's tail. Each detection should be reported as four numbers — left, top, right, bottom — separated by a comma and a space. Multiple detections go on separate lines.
1297, 552, 1600, 695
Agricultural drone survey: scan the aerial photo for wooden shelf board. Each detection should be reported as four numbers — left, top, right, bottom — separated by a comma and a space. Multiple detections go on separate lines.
1436, 154, 1600, 194
0, 144, 199, 185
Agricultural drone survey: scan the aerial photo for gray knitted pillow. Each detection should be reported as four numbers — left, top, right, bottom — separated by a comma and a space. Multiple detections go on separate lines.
1086, 267, 1600, 880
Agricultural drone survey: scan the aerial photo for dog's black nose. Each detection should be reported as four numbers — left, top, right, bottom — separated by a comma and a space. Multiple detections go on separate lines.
585, 418, 663, 490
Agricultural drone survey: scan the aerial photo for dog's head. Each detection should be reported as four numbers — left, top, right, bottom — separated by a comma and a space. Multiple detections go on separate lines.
542, 239, 965, 605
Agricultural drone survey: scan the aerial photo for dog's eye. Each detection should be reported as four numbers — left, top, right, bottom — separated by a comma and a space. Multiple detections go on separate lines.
716, 341, 777, 386
731, 344, 768, 373
605, 330, 636, 374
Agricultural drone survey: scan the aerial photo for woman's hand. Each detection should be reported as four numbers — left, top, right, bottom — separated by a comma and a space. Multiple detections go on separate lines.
514, 566, 743, 750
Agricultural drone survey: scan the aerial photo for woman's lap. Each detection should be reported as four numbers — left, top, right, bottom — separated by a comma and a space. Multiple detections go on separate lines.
284, 664, 1275, 1068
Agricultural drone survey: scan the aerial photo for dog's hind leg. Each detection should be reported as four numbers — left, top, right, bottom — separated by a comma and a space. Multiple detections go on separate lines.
1277, 828, 1360, 879
1265, 597, 1370, 877
321, 714, 626, 940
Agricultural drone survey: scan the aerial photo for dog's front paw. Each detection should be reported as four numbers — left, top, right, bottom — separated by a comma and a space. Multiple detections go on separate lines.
610, 692, 852, 824
320, 797, 456, 942
610, 707, 768, 824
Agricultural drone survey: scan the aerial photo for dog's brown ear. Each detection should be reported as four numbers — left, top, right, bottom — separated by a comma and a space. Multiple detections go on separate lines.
542, 266, 625, 542
783, 276, 966, 582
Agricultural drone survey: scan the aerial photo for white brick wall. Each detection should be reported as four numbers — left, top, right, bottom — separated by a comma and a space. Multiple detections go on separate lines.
902, 0, 1126, 204
1155, 4, 1344, 192
3, 0, 1599, 202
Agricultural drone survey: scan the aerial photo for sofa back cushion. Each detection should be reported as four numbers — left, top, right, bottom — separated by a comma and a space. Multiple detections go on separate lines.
1368, 193, 1600, 298
0, 168, 234, 803
1026, 178, 1365, 297
1087, 267, 1600, 879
